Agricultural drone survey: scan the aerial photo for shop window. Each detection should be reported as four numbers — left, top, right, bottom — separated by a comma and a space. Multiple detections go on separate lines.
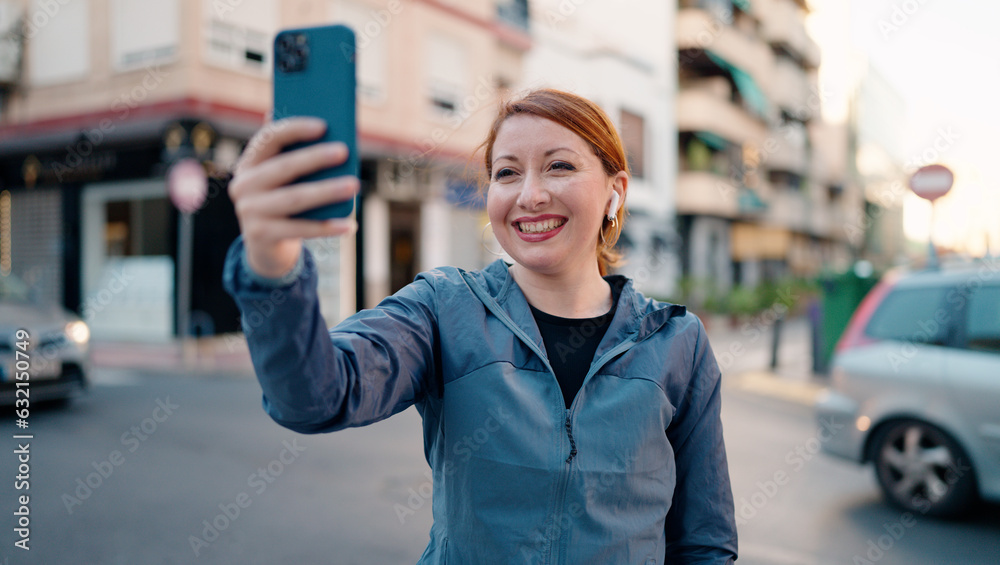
104, 199, 171, 258
112, 0, 179, 70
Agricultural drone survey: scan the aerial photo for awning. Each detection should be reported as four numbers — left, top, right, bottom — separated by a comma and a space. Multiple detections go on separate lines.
694, 131, 729, 151
706, 51, 769, 119
737, 188, 768, 214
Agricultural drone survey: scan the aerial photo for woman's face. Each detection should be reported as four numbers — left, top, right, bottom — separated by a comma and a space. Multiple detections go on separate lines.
487, 114, 625, 278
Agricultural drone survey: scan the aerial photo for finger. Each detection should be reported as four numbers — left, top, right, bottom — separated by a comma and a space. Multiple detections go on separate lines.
237, 175, 360, 219
239, 142, 349, 199
244, 217, 357, 244
236, 117, 327, 171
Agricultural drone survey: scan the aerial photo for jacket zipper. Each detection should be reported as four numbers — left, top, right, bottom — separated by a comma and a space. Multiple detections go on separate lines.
564, 412, 577, 463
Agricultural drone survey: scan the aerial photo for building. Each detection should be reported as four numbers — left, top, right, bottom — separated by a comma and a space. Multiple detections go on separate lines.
0, 0, 528, 341
674, 0, 861, 307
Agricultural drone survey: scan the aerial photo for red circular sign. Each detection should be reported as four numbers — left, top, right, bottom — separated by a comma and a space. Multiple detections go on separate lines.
168, 159, 208, 213
909, 164, 954, 202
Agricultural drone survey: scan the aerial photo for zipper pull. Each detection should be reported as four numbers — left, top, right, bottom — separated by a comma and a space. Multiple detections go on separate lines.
565, 414, 577, 464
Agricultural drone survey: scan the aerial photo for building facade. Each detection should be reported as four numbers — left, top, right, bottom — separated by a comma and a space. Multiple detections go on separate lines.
675, 0, 862, 307
0, 0, 528, 340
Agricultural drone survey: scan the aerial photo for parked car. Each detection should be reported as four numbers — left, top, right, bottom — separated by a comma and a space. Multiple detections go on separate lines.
816, 260, 1000, 517
0, 273, 90, 405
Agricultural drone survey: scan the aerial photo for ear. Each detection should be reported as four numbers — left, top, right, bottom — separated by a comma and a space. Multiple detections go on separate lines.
607, 172, 628, 220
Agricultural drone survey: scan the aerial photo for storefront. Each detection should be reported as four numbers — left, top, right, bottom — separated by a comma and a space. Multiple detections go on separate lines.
0, 115, 245, 342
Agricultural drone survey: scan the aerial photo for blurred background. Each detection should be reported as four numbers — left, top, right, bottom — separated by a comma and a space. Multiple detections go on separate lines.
0, 1, 998, 564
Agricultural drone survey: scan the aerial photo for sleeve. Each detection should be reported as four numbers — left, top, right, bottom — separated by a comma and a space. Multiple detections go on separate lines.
222, 236, 439, 434
663, 317, 738, 564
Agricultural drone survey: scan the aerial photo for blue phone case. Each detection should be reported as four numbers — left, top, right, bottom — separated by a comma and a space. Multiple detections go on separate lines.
273, 24, 358, 219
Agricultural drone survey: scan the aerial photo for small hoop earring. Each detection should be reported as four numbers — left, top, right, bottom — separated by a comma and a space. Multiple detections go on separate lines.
600, 216, 618, 248
482, 222, 505, 257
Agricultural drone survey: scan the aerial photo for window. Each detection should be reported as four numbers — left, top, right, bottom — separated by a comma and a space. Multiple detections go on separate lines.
28, 0, 89, 85
112, 0, 178, 70
426, 33, 466, 116
965, 285, 1000, 353
332, 0, 389, 103
202, 0, 274, 73
865, 287, 949, 344
620, 109, 646, 179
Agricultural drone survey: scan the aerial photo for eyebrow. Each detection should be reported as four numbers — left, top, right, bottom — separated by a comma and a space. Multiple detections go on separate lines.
492, 147, 580, 166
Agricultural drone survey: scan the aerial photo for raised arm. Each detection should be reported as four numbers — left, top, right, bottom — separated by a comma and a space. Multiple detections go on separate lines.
223, 118, 437, 433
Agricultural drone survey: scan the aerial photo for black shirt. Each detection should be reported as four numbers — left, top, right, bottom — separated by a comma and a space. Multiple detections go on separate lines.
529, 276, 626, 409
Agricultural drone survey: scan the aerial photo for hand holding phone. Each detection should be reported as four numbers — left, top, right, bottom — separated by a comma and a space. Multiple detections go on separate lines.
273, 24, 358, 220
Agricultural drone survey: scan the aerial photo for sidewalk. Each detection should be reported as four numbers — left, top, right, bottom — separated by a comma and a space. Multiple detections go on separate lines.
704, 314, 830, 407
89, 334, 255, 378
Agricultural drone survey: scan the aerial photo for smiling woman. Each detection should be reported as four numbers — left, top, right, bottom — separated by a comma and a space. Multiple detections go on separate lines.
224, 88, 737, 564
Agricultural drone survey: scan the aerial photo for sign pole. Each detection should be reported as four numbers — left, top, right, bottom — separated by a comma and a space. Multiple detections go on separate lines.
909, 164, 954, 269
928, 201, 938, 269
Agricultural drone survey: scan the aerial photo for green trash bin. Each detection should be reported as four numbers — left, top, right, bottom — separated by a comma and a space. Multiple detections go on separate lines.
816, 263, 879, 373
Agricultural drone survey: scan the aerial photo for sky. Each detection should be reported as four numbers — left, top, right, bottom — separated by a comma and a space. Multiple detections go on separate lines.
842, 0, 1000, 255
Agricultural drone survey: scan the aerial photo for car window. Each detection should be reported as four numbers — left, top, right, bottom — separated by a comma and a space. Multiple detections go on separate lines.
965, 285, 1000, 354
865, 286, 949, 343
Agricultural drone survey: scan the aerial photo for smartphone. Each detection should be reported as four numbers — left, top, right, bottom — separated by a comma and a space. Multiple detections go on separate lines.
273, 24, 358, 220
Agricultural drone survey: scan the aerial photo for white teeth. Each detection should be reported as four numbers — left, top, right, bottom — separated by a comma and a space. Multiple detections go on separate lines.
518, 218, 565, 234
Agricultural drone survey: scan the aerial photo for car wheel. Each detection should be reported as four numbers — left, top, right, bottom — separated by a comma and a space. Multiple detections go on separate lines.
871, 420, 977, 518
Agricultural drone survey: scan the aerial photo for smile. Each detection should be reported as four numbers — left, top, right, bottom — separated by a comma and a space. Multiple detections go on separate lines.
517, 218, 566, 234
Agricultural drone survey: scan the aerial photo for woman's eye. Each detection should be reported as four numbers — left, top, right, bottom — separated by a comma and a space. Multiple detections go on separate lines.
551, 161, 575, 171
494, 168, 514, 180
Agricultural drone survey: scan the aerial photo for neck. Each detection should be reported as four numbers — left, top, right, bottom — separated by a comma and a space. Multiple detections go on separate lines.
509, 261, 611, 318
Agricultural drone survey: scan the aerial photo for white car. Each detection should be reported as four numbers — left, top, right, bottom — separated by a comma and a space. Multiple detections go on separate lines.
0, 273, 91, 405
816, 260, 1000, 517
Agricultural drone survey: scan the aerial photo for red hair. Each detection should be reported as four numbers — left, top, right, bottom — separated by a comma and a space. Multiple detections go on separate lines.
480, 89, 629, 275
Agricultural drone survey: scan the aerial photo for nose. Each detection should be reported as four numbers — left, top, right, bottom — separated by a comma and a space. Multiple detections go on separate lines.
515, 171, 550, 211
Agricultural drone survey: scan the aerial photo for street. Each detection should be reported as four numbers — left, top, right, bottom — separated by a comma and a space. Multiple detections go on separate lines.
1, 341, 998, 564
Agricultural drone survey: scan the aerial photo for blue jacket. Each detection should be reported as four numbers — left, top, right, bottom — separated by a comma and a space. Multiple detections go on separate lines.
223, 238, 738, 564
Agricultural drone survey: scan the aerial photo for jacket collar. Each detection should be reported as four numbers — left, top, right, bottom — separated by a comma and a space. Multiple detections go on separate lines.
470, 260, 686, 349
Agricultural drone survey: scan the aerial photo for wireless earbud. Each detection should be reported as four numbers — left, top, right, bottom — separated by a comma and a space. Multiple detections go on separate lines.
607, 192, 620, 221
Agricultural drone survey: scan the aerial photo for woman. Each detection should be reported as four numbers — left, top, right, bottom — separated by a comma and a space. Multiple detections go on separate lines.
223, 89, 738, 563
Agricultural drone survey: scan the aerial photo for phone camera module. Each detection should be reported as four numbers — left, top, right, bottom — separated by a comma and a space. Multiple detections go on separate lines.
276, 32, 309, 73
